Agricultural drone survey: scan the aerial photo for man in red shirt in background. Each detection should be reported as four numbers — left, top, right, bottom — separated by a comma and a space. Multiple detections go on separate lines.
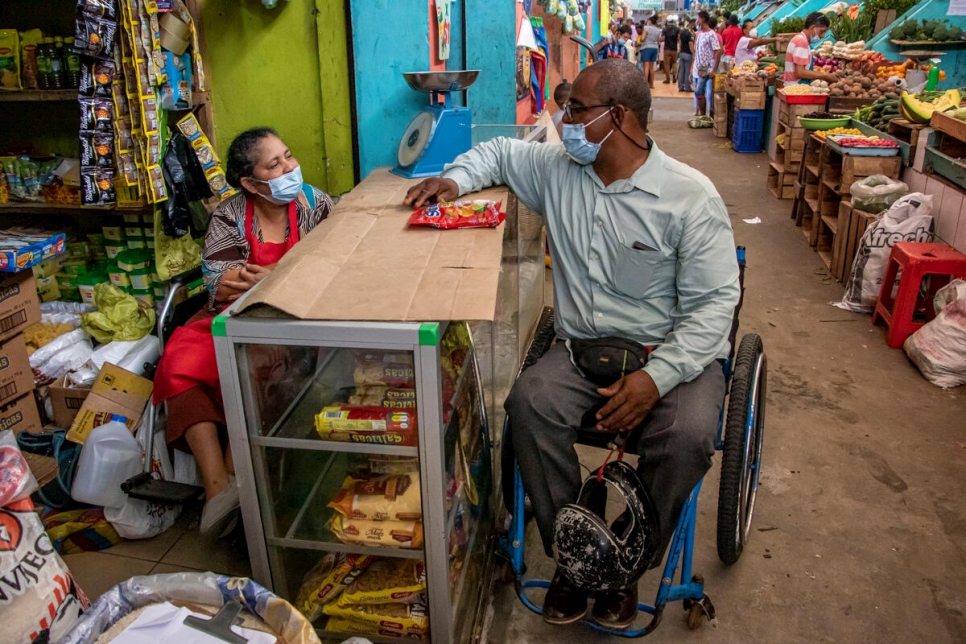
721, 15, 743, 71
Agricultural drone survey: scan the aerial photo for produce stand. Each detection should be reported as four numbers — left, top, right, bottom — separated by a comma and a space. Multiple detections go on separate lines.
213, 150, 547, 642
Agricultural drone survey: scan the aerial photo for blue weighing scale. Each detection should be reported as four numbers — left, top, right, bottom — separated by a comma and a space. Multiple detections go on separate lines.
392, 70, 480, 178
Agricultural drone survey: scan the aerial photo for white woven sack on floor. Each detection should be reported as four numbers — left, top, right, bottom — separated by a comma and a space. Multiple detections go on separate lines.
836, 193, 934, 313
904, 279, 966, 388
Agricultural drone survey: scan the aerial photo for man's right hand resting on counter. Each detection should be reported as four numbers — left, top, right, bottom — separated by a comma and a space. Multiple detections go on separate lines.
404, 177, 460, 208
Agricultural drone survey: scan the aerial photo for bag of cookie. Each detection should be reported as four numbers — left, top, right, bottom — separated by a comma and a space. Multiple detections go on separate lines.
294, 552, 372, 622
328, 515, 423, 549
328, 473, 422, 522
337, 559, 426, 606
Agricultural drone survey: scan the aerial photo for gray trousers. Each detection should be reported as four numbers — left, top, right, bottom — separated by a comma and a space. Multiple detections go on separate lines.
678, 52, 694, 92
505, 342, 724, 561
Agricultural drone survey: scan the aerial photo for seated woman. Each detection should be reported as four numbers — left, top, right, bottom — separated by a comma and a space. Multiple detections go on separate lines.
152, 127, 333, 536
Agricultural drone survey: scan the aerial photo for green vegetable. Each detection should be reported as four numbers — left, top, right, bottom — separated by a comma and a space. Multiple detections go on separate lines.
948, 26, 963, 40
889, 25, 904, 40
902, 20, 919, 38
933, 26, 951, 42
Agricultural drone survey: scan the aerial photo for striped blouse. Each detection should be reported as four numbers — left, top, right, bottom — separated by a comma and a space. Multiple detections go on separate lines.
202, 186, 333, 308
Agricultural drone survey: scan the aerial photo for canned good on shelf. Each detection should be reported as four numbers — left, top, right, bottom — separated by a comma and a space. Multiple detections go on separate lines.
124, 225, 143, 238
102, 225, 124, 241
143, 225, 155, 238
126, 238, 146, 250
129, 268, 154, 290
77, 273, 106, 305
115, 249, 152, 272
62, 259, 89, 276
67, 241, 90, 258
123, 213, 142, 224
108, 266, 131, 288
105, 244, 126, 259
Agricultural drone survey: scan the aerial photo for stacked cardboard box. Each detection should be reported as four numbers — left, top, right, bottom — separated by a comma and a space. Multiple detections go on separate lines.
0, 271, 43, 435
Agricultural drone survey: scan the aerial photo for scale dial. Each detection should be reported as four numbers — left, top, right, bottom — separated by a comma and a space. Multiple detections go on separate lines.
397, 111, 436, 168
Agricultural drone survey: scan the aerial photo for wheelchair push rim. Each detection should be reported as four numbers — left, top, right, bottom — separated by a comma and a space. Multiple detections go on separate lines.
716, 333, 767, 565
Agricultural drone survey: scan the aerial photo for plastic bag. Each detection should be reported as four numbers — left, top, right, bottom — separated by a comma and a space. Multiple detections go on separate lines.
835, 193, 934, 313
904, 279, 966, 388
408, 200, 504, 229
81, 283, 156, 344
28, 328, 94, 386
0, 430, 38, 507
59, 572, 321, 644
849, 175, 909, 214
103, 497, 179, 539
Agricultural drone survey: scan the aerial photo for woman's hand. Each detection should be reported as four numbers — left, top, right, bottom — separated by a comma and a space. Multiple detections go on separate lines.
403, 178, 460, 208
217, 265, 274, 302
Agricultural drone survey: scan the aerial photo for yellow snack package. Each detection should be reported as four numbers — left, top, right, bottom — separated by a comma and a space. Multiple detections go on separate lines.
322, 600, 429, 636
328, 473, 422, 522
324, 616, 427, 640
337, 559, 426, 607
294, 552, 372, 622
328, 515, 423, 550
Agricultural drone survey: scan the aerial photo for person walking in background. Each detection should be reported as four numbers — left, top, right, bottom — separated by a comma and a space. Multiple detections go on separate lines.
721, 15, 743, 72
640, 16, 662, 89
661, 17, 680, 85
597, 24, 631, 60
693, 11, 721, 119
551, 80, 571, 134
736, 20, 784, 67
678, 19, 693, 93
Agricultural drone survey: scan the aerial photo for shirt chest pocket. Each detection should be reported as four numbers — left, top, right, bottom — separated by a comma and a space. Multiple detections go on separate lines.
613, 245, 675, 299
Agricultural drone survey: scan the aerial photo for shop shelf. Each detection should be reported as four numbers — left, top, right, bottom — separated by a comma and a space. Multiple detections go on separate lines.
821, 214, 838, 235
822, 178, 841, 196
817, 249, 832, 269
806, 164, 819, 177
0, 89, 77, 102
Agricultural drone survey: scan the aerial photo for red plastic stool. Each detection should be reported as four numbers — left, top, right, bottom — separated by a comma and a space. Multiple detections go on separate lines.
872, 242, 966, 348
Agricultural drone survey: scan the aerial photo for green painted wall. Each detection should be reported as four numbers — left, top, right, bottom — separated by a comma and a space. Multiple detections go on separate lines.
202, 0, 354, 195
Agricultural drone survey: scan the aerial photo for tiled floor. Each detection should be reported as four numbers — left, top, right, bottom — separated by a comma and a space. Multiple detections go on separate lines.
65, 507, 252, 602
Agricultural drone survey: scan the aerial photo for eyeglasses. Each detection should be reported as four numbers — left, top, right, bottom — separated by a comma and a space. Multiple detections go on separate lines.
562, 103, 613, 120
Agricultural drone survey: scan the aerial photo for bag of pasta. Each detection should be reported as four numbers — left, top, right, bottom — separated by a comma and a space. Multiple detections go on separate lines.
328, 515, 423, 549
328, 473, 422, 522
324, 616, 427, 640
322, 599, 429, 636
293, 553, 372, 622
337, 559, 426, 607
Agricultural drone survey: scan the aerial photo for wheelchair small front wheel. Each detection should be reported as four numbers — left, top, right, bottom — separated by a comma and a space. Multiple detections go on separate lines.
717, 333, 767, 565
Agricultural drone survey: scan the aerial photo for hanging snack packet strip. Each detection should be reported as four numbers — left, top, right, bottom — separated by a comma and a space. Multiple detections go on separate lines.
408, 200, 504, 229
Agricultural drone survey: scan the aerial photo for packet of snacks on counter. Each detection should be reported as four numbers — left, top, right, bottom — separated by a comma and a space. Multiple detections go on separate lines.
294, 553, 373, 622
337, 559, 426, 607
328, 473, 422, 522
315, 405, 418, 446
322, 599, 429, 636
329, 515, 424, 549
409, 200, 504, 229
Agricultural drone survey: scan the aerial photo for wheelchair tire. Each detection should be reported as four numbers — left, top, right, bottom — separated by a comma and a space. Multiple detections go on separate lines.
716, 333, 767, 565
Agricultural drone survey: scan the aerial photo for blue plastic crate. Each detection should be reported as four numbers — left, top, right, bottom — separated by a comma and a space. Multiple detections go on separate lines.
732, 108, 765, 153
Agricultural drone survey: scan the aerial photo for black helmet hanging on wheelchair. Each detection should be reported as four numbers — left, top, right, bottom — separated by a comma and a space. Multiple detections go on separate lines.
552, 460, 660, 591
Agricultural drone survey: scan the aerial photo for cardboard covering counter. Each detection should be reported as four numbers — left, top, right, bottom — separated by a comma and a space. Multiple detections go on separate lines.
212, 163, 546, 643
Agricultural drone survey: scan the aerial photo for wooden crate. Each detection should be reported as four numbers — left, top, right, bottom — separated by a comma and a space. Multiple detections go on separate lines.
767, 163, 790, 199
737, 91, 767, 111
841, 156, 903, 195
832, 200, 854, 281
846, 207, 880, 278
778, 102, 817, 127
827, 97, 875, 113
873, 10, 897, 35
930, 111, 966, 143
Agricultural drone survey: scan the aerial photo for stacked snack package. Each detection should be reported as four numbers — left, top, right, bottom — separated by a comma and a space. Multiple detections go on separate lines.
74, 0, 118, 206
327, 468, 424, 550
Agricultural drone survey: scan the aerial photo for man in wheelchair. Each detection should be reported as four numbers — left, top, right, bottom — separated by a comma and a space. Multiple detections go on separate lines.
405, 59, 740, 630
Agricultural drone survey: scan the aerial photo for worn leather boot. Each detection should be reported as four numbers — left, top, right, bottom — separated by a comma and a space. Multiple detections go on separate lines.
592, 584, 639, 629
542, 569, 589, 625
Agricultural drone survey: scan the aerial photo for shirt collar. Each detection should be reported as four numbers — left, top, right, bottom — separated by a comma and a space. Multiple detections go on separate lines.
582, 136, 664, 198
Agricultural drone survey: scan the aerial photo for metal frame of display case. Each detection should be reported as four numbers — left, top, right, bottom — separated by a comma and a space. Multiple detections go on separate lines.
215, 315, 506, 644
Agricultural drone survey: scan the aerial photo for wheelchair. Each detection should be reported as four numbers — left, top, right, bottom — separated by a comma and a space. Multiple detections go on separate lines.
496, 246, 767, 636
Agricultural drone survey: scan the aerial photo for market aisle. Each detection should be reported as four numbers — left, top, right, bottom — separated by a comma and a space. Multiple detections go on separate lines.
485, 102, 966, 643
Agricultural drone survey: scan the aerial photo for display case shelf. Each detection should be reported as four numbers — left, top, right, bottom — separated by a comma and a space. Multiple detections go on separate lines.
0, 89, 77, 102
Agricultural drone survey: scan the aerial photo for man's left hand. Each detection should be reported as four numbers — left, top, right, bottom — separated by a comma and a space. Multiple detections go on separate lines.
595, 370, 661, 433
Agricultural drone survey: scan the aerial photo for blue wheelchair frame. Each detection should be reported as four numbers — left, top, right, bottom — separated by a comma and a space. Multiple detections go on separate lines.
496, 247, 756, 637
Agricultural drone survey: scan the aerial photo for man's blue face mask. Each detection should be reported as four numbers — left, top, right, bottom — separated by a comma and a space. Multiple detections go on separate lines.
562, 109, 614, 165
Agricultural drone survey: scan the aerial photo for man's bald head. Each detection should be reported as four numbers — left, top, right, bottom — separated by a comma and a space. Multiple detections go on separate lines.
577, 59, 652, 132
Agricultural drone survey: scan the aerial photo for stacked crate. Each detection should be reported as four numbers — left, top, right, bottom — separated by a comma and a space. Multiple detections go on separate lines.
768, 96, 822, 199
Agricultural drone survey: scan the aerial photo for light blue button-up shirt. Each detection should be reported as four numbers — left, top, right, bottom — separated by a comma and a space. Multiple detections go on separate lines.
442, 137, 740, 397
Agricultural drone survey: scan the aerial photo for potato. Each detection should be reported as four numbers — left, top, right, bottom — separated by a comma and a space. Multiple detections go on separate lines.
848, 92, 857, 97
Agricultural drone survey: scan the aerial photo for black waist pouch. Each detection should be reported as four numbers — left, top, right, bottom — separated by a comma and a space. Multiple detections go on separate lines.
569, 337, 653, 388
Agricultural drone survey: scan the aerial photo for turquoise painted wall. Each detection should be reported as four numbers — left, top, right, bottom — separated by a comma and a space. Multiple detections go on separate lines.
203, 0, 334, 191
464, 0, 517, 127
349, 0, 434, 177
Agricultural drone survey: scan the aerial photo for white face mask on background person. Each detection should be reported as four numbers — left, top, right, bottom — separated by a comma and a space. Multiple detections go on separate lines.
562, 109, 614, 165
249, 165, 303, 205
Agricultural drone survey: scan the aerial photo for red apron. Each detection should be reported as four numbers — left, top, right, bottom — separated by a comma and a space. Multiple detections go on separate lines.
152, 198, 299, 405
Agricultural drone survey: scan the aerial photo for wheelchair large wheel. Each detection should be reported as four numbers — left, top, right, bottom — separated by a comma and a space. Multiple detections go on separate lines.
717, 333, 766, 565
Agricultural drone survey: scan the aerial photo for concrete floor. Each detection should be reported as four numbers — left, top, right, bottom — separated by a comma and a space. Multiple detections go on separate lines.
483, 97, 966, 643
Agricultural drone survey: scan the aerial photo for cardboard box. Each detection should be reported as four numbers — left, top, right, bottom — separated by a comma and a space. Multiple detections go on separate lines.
0, 229, 66, 273
0, 335, 34, 407
0, 393, 43, 434
236, 168, 510, 322
49, 374, 91, 429
0, 271, 41, 343
23, 451, 58, 486
67, 362, 153, 443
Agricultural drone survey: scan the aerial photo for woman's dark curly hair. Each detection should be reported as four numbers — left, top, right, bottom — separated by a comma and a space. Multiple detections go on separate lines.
226, 127, 279, 189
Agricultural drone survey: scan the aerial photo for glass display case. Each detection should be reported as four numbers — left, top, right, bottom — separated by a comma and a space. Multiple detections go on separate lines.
212, 144, 546, 643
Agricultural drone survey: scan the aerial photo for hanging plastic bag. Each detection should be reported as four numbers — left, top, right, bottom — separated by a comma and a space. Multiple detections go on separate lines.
849, 175, 909, 214
904, 279, 966, 388
835, 193, 934, 313
81, 283, 156, 344
0, 430, 38, 506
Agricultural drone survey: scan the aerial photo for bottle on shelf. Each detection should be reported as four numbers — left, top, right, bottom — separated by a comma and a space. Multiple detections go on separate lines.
35, 37, 52, 90
65, 42, 81, 89
50, 37, 66, 90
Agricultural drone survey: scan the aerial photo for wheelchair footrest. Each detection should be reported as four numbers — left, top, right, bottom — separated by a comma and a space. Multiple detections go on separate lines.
122, 473, 204, 505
